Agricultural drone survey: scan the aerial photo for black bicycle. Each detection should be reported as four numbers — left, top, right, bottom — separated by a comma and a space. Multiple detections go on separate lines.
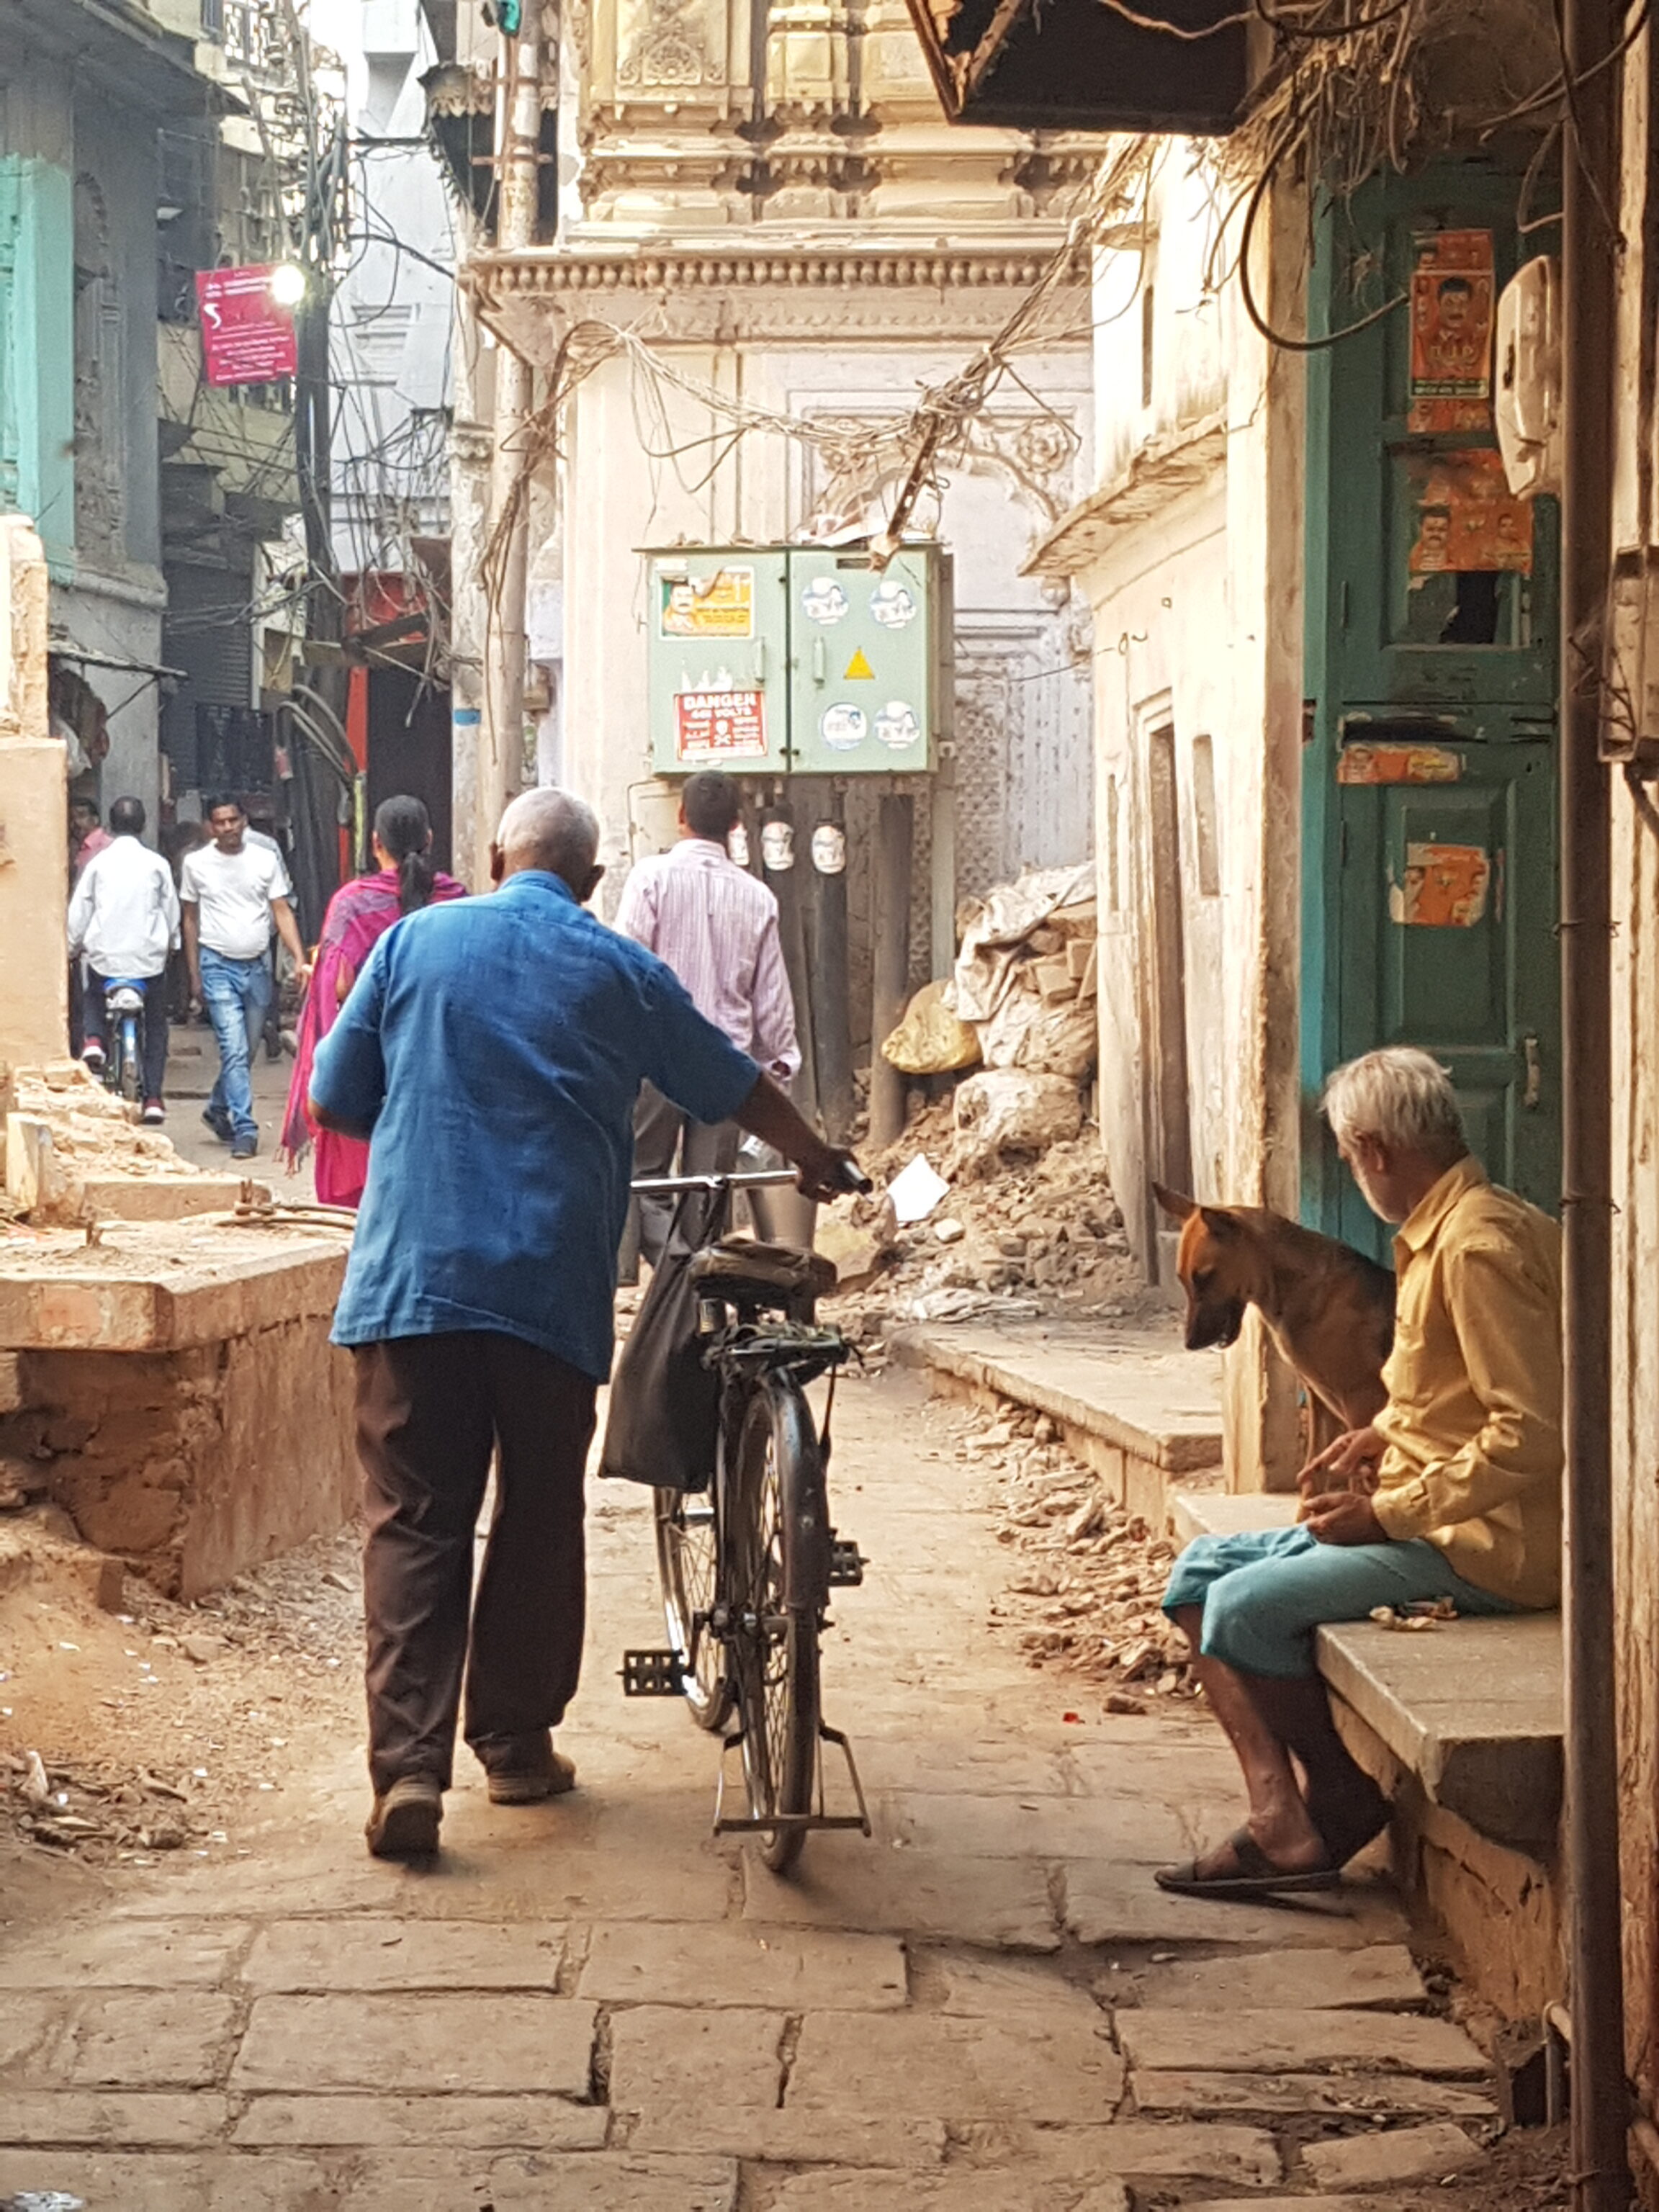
621, 1168, 871, 1875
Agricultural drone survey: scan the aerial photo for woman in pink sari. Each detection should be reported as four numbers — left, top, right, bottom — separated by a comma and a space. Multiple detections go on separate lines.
280, 794, 464, 1207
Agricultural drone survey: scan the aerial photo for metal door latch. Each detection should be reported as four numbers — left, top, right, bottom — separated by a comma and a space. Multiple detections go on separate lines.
1522, 1033, 1542, 1109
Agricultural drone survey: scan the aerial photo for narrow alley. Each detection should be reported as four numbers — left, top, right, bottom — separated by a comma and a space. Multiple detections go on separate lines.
0, 1366, 1528, 2210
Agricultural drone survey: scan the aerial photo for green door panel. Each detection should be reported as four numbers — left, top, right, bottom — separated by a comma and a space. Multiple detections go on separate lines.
1328, 737, 1558, 1254
1302, 159, 1562, 1255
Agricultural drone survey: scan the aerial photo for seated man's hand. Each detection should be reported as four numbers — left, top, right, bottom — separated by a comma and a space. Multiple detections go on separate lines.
1303, 1490, 1388, 1546
1297, 1424, 1387, 1501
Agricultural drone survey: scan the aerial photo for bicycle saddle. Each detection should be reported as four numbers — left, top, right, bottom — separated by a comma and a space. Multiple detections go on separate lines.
691, 1238, 838, 1303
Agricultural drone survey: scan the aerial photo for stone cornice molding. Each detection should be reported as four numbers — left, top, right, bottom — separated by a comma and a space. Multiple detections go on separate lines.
468, 235, 1085, 350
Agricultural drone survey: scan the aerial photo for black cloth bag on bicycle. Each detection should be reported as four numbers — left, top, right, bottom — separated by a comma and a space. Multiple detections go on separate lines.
598, 1184, 728, 1495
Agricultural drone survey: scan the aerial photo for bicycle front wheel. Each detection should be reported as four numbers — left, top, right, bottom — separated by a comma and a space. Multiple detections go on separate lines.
728, 1376, 826, 1875
654, 1486, 731, 1732
117, 1021, 142, 1104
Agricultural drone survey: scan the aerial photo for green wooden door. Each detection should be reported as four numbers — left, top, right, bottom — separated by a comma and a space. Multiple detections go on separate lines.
1302, 159, 1561, 1255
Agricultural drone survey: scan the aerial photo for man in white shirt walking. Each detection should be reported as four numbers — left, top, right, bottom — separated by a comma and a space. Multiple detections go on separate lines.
68, 796, 181, 1125
181, 794, 310, 1160
615, 770, 801, 1265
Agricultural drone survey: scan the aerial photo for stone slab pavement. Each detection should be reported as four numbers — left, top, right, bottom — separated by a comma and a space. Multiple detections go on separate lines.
0, 1366, 1497, 2208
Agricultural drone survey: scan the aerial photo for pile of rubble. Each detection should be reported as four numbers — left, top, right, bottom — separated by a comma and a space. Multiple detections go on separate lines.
4, 1060, 246, 1224
820, 1097, 1160, 1340
950, 1395, 1195, 1704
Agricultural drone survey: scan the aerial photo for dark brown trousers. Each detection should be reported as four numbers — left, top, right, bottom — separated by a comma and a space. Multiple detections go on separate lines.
354, 1332, 597, 1794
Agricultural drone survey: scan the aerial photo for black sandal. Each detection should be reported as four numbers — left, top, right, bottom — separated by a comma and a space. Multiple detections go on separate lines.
1154, 1826, 1342, 1897
1309, 1778, 1390, 1869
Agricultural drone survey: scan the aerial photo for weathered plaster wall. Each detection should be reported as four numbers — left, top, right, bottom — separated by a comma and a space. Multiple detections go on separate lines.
1046, 151, 1305, 1488
0, 515, 69, 1071
5, 1320, 358, 1600
1610, 23, 1659, 2119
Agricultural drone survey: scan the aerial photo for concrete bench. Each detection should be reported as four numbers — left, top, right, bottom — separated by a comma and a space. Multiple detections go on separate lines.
1169, 1491, 1563, 1850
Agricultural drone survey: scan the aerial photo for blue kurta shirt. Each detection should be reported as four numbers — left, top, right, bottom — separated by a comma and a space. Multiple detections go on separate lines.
312, 869, 759, 1379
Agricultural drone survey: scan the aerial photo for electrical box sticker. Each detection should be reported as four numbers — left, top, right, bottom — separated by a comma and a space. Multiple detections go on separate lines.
801, 578, 850, 625
660, 569, 754, 640
1388, 842, 1491, 927
1408, 449, 1532, 578
844, 648, 874, 681
820, 703, 867, 752
870, 579, 917, 629
874, 700, 922, 751
1409, 230, 1494, 418
1338, 743, 1463, 786
675, 687, 768, 763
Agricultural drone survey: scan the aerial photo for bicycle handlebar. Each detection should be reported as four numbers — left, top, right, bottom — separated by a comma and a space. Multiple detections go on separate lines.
631, 1161, 876, 1198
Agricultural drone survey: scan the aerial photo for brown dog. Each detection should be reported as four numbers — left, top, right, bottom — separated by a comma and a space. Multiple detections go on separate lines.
1153, 1184, 1395, 1431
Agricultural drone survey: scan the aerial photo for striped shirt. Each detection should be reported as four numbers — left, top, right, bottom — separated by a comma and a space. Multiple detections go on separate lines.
614, 837, 801, 1081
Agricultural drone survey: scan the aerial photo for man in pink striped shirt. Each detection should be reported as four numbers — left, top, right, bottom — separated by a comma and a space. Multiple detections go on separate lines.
616, 771, 801, 1266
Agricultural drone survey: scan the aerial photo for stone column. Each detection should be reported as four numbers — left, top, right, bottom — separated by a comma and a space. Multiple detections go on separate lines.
0, 515, 68, 1073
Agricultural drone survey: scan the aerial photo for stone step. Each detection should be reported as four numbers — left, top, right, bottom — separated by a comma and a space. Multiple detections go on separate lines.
892, 1324, 1223, 1523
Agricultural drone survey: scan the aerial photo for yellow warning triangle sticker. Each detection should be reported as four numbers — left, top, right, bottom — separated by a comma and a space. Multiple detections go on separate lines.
844, 648, 874, 680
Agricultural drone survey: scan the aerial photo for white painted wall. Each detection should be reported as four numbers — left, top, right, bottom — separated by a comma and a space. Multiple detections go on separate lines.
1056, 140, 1306, 1489
307, 0, 458, 575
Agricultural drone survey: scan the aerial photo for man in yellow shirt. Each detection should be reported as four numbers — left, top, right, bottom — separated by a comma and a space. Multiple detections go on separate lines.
1156, 1045, 1563, 1897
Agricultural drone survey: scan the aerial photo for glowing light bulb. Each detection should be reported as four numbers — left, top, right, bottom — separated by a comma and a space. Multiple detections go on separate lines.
269, 263, 306, 308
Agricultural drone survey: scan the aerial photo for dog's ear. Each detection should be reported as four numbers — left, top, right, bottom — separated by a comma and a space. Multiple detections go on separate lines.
1151, 1182, 1195, 1221
1199, 1205, 1245, 1242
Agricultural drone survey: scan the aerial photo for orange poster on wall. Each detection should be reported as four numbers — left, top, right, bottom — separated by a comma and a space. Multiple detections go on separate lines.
1408, 230, 1494, 433
1408, 449, 1532, 577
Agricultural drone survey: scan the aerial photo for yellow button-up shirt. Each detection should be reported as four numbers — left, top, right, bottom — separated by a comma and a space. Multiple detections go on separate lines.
1370, 1156, 1563, 1609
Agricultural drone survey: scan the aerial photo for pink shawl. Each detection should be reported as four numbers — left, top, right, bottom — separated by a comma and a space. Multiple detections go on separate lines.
279, 868, 464, 1208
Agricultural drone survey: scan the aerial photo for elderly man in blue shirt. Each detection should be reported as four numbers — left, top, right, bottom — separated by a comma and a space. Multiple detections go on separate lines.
311, 787, 858, 1859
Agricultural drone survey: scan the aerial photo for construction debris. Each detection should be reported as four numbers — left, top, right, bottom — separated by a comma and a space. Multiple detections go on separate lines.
932, 1395, 1193, 1701
824, 1096, 1156, 1344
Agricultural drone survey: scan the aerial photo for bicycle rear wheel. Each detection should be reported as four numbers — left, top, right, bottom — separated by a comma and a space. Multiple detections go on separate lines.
654, 1487, 731, 1732
728, 1376, 826, 1874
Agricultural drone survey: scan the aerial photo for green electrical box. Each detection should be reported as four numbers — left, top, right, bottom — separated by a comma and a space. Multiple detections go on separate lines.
645, 543, 942, 776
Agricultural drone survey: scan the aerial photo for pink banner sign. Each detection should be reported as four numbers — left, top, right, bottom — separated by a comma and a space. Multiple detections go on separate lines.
195, 266, 297, 387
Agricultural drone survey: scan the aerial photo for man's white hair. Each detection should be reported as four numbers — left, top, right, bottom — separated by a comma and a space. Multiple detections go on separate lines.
496, 786, 601, 880
1323, 1046, 1465, 1154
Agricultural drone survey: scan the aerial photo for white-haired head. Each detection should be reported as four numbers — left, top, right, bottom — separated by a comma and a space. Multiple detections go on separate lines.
493, 787, 603, 896
1322, 1046, 1465, 1156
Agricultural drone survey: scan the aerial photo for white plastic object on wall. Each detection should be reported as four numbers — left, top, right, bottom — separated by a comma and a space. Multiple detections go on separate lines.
1495, 255, 1562, 498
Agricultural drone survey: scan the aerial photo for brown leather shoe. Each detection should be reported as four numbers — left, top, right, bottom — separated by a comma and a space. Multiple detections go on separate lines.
365, 1773, 443, 1858
483, 1732, 577, 1805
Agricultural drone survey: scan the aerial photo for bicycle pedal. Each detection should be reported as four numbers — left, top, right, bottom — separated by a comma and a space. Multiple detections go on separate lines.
828, 1539, 865, 1588
620, 1648, 685, 1696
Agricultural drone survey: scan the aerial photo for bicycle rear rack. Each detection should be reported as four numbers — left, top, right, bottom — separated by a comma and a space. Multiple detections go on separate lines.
711, 1719, 873, 1839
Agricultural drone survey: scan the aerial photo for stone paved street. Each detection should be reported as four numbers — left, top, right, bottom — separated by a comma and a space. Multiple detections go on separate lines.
0, 1367, 1496, 2208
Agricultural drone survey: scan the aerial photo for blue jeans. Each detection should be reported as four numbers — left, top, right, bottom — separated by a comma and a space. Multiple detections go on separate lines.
1162, 1524, 1519, 1680
200, 948, 272, 1143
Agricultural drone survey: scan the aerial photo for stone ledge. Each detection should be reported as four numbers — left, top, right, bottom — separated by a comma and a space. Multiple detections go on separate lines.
893, 1327, 1223, 1475
0, 1222, 349, 1352
1168, 1489, 1563, 1850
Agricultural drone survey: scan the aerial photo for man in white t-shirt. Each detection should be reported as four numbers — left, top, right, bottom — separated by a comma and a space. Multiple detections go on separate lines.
180, 795, 310, 1159
68, 795, 181, 1123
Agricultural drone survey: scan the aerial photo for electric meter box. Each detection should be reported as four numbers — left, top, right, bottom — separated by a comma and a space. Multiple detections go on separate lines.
645, 543, 943, 776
